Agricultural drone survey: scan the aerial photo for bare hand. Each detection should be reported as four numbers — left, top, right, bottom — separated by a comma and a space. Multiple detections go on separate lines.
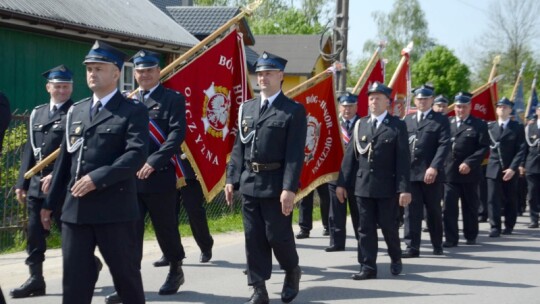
41, 174, 53, 194
519, 166, 526, 177
458, 163, 471, 175
136, 163, 155, 179
399, 192, 412, 207
424, 167, 438, 184
502, 168, 515, 182
40, 209, 53, 230
15, 188, 27, 204
336, 186, 347, 203
280, 190, 295, 216
71, 175, 96, 197
225, 184, 234, 206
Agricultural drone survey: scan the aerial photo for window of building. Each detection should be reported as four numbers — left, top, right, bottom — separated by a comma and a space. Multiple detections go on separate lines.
120, 62, 135, 94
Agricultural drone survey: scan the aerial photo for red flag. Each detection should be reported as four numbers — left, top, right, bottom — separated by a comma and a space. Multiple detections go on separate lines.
448, 82, 497, 121
389, 44, 412, 118
163, 29, 252, 201
356, 59, 385, 117
289, 74, 344, 201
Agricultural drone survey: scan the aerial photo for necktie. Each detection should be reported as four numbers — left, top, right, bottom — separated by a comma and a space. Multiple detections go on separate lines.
345, 120, 350, 130
372, 119, 378, 134
91, 101, 102, 121
260, 99, 269, 115
418, 113, 424, 123
341, 120, 350, 144
49, 105, 57, 118
498, 123, 504, 139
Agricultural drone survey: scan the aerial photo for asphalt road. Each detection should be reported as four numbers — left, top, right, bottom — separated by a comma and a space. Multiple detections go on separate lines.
1, 214, 540, 303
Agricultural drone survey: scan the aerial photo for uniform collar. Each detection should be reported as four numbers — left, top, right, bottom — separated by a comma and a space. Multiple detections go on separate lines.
260, 90, 281, 108
92, 89, 118, 108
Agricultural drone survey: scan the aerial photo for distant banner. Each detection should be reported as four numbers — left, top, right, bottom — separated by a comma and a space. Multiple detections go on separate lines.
289, 74, 343, 201
357, 58, 385, 117
163, 29, 252, 201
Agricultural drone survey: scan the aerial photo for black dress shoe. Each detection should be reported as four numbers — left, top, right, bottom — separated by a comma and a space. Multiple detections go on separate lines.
465, 239, 476, 245
244, 285, 269, 304
442, 241, 458, 248
528, 222, 539, 228
281, 265, 301, 303
200, 250, 212, 263
433, 248, 444, 255
322, 228, 330, 236
401, 249, 419, 258
159, 263, 185, 295
501, 228, 513, 235
352, 269, 377, 280
478, 216, 488, 223
9, 276, 46, 298
489, 229, 500, 237
324, 245, 345, 252
153, 255, 170, 267
295, 230, 310, 239
105, 292, 122, 304
390, 260, 402, 275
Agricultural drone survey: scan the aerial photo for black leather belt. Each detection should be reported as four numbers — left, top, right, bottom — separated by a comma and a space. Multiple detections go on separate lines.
246, 162, 281, 173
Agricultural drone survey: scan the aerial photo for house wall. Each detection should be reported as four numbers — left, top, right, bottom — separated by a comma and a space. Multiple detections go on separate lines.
0, 28, 157, 112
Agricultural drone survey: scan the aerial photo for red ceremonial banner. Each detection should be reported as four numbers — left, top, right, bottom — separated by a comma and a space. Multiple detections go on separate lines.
357, 59, 385, 117
448, 82, 497, 122
163, 29, 252, 201
289, 74, 344, 201
389, 54, 410, 118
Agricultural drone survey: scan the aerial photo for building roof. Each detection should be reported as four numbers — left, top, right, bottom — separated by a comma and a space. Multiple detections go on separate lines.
250, 35, 330, 76
0, 0, 199, 52
166, 6, 255, 46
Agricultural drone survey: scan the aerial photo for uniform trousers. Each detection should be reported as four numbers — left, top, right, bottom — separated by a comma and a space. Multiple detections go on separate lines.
242, 195, 299, 285
177, 179, 214, 252
136, 191, 185, 263
487, 176, 518, 231
356, 196, 401, 272
25, 196, 61, 265
526, 174, 540, 224
477, 165, 488, 218
443, 182, 480, 243
328, 184, 359, 248
298, 184, 330, 232
404, 182, 443, 250
62, 221, 144, 304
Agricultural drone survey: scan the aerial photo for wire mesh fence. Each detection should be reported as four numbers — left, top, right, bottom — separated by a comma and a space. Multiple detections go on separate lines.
0, 112, 242, 253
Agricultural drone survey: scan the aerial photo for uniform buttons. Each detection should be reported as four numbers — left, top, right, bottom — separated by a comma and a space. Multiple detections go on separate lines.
106, 128, 111, 132
370, 169, 374, 172
255, 137, 259, 140
86, 132, 91, 136
83, 146, 88, 150
42, 143, 46, 146
414, 157, 418, 160
414, 148, 418, 150
81, 160, 86, 164
44, 131, 48, 135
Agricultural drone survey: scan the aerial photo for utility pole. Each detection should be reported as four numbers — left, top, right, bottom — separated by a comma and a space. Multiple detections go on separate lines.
334, 0, 349, 95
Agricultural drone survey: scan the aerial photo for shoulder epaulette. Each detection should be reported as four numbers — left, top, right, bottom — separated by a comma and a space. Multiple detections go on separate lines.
34, 103, 47, 110
74, 97, 91, 106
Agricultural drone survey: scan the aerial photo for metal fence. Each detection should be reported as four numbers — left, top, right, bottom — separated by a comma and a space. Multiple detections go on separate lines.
0, 112, 241, 252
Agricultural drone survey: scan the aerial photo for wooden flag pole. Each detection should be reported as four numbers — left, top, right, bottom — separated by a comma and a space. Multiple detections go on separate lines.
286, 70, 332, 98
352, 43, 384, 94
510, 61, 526, 101
488, 55, 501, 83
388, 42, 413, 89
24, 0, 263, 179
524, 72, 537, 118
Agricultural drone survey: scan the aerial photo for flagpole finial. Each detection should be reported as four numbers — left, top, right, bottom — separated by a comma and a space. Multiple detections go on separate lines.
493, 55, 501, 65
243, 0, 263, 16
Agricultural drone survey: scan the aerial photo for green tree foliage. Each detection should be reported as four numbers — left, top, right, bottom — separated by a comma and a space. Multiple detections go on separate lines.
471, 0, 540, 97
249, 8, 325, 35
362, 0, 435, 81
412, 45, 471, 99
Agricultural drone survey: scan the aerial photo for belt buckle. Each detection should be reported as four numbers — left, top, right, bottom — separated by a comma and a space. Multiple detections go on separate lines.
251, 162, 260, 173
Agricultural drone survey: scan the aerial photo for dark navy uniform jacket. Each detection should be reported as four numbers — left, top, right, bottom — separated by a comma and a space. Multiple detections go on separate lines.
404, 110, 450, 182
524, 119, 540, 175
16, 100, 73, 199
444, 115, 489, 183
486, 120, 526, 179
136, 84, 185, 193
45, 91, 148, 224
338, 113, 411, 198
226, 92, 307, 198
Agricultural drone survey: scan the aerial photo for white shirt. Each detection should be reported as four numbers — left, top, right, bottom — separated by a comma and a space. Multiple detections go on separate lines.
260, 90, 281, 109
417, 109, 431, 122
497, 118, 510, 129
371, 111, 388, 129
50, 100, 67, 112
92, 89, 118, 109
